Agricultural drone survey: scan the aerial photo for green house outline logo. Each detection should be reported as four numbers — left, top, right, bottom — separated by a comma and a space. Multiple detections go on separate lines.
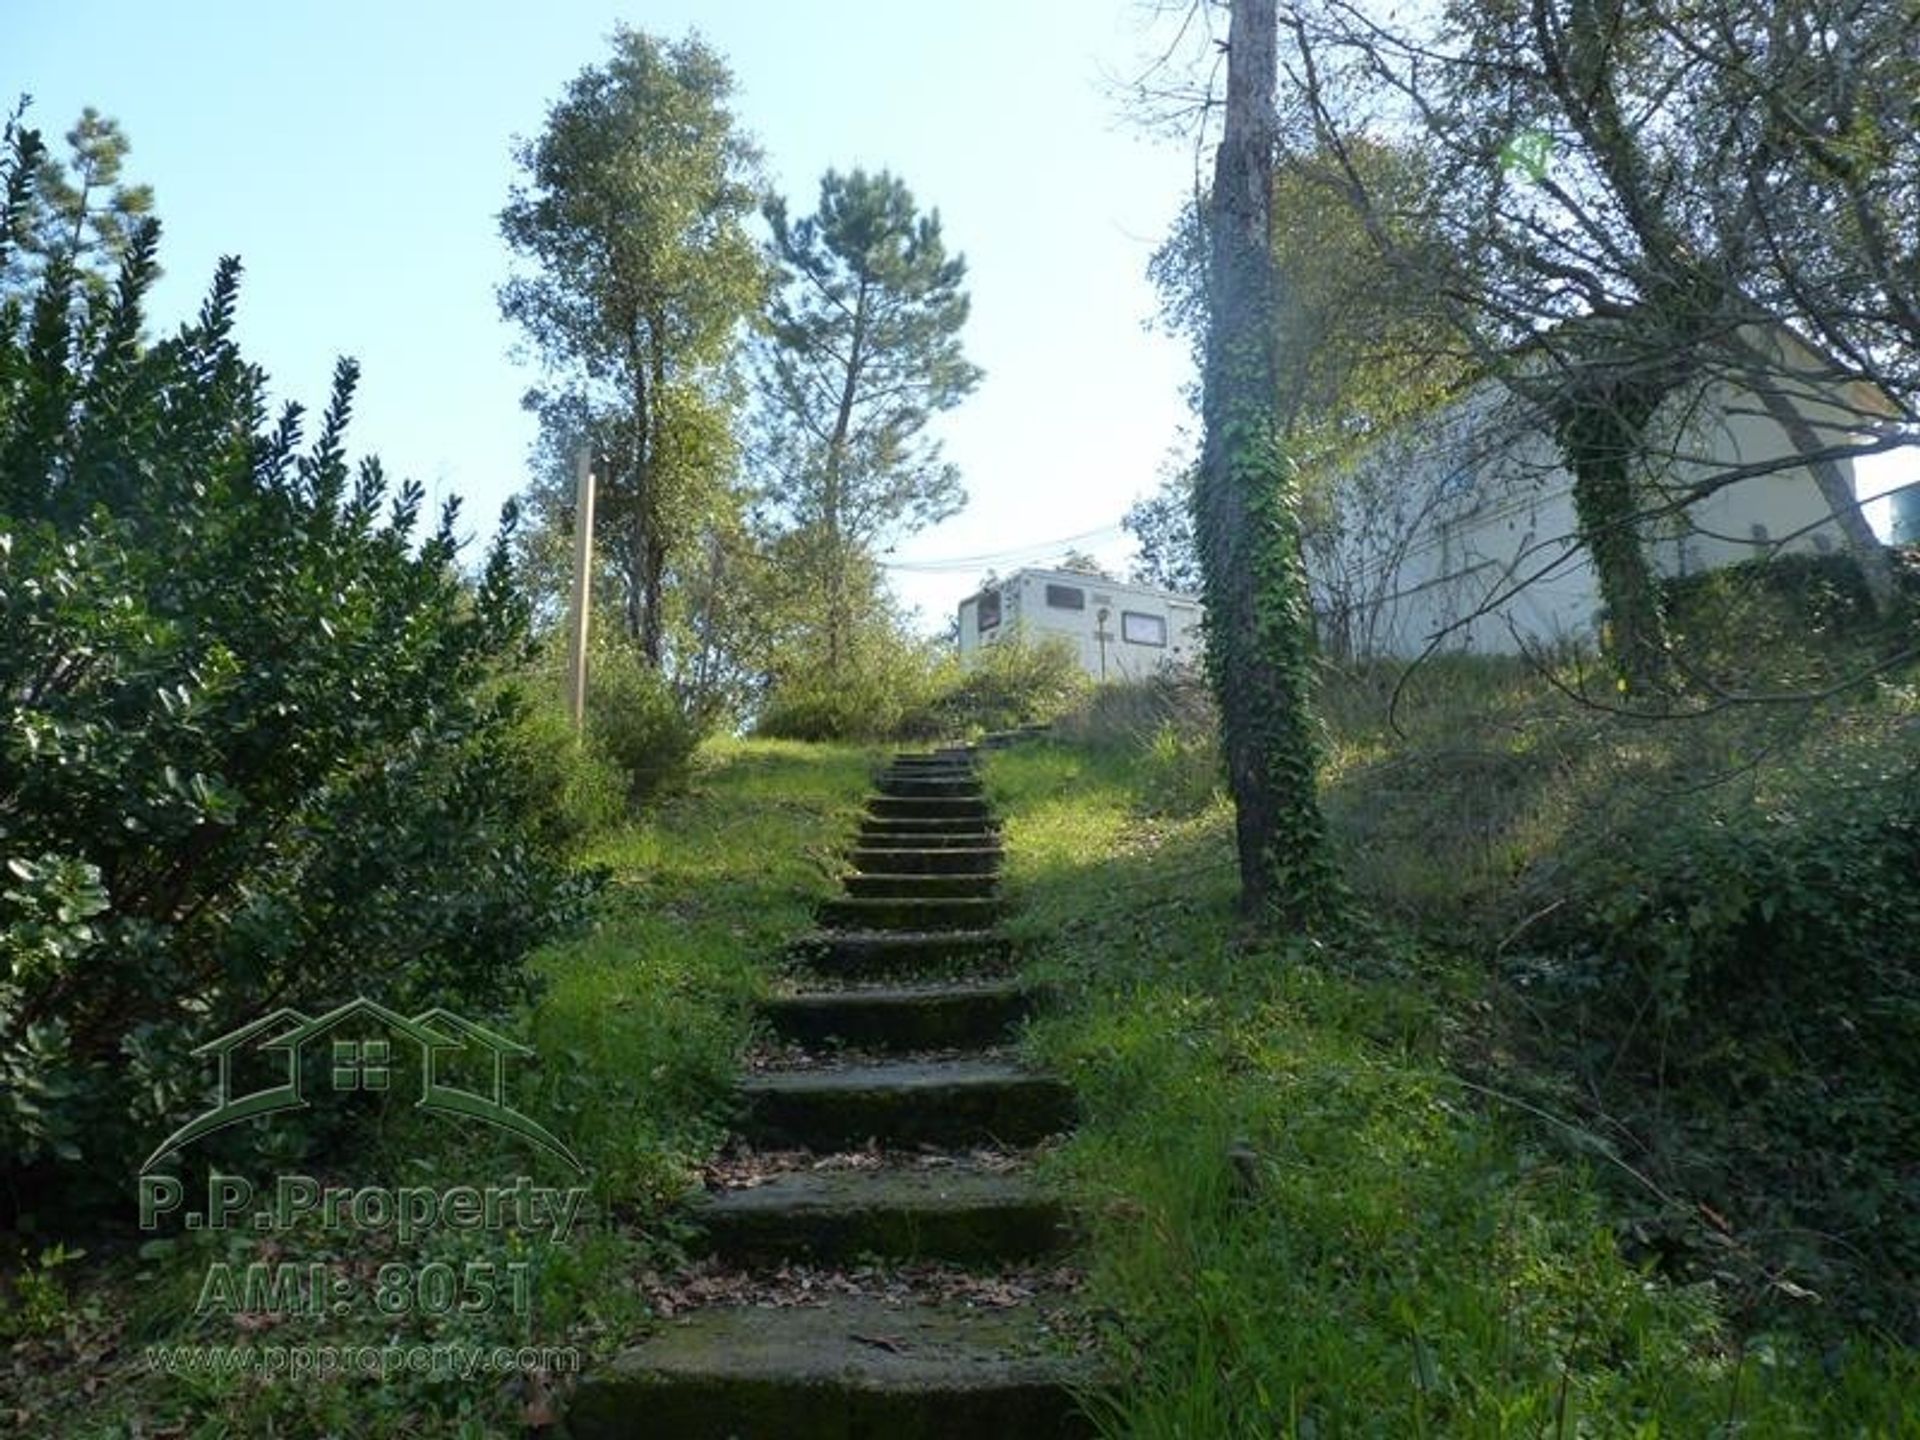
141, 997, 582, 1173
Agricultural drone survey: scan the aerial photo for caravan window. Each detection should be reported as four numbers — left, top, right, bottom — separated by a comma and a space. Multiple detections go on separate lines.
1121, 610, 1167, 646
1044, 583, 1086, 611
977, 589, 1002, 632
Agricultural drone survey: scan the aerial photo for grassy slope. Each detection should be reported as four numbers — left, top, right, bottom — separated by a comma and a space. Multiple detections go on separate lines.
13, 722, 1914, 1436
988, 740, 1918, 1438
5, 737, 879, 1438
530, 737, 882, 1209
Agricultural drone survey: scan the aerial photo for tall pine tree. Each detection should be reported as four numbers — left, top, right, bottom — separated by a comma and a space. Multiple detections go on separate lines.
756, 169, 981, 677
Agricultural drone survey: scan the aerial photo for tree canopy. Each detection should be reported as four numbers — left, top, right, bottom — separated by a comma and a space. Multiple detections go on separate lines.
499, 27, 766, 670
754, 167, 981, 677
1, 103, 153, 300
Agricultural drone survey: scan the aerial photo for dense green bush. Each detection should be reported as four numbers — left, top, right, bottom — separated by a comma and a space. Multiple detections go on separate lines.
1660, 550, 1919, 694
496, 679, 627, 850
1517, 743, 1920, 1334
757, 629, 1092, 742
0, 142, 591, 1215
585, 638, 707, 804
915, 631, 1090, 735
754, 625, 946, 741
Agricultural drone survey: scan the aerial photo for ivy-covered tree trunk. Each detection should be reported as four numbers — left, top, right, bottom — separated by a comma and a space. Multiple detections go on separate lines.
1555, 378, 1674, 693
1194, 0, 1340, 927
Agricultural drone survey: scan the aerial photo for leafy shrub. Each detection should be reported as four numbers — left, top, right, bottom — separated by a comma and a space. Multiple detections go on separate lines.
906, 632, 1090, 736
1660, 550, 1919, 695
586, 639, 706, 805
494, 679, 626, 851
1517, 750, 1920, 1333
1662, 549, 1910, 630
761, 629, 1093, 742
755, 626, 946, 742
0, 146, 590, 1215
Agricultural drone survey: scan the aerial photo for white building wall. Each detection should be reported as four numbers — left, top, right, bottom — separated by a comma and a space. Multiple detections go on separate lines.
1314, 366, 1869, 659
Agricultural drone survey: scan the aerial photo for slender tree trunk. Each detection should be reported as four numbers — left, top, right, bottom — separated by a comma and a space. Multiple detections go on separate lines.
821, 284, 868, 680
635, 322, 670, 669
640, 530, 668, 668
1194, 0, 1340, 927
1754, 382, 1899, 617
618, 317, 654, 653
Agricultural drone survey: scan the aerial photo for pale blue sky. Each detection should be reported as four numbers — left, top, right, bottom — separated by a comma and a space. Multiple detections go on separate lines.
9, 0, 1206, 629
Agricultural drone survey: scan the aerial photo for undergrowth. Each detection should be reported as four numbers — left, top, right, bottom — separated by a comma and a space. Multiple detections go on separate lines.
0, 738, 877, 1437
990, 736, 1919, 1435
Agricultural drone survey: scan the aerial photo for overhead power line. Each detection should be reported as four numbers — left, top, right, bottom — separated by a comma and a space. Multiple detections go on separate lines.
880, 522, 1128, 573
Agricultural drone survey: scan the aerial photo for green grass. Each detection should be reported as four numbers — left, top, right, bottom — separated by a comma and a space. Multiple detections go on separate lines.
987, 739, 1920, 1438
3, 737, 881, 1438
528, 736, 882, 1206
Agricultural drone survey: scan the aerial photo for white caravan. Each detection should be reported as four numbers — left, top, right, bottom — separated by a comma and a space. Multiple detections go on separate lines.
956, 567, 1203, 682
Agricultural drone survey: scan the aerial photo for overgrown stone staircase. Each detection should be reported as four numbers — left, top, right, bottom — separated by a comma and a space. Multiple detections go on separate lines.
570, 747, 1091, 1438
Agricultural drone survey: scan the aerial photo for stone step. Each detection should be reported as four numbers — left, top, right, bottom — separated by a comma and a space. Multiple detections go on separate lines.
764, 979, 1033, 1051
738, 1060, 1075, 1150
864, 814, 998, 833
860, 816, 1000, 839
867, 795, 991, 822
848, 847, 1002, 876
876, 775, 985, 800
788, 931, 1012, 982
567, 1295, 1093, 1439
692, 1164, 1071, 1266
843, 873, 997, 900
874, 777, 976, 796
818, 897, 1004, 933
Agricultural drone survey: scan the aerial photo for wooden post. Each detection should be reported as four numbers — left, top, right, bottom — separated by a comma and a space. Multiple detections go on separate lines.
566, 446, 596, 732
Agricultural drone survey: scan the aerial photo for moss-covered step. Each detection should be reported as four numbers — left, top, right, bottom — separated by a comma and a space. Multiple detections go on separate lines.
860, 814, 998, 831
738, 1060, 1076, 1150
857, 824, 1000, 847
817, 897, 1003, 933
866, 795, 992, 822
566, 1294, 1094, 1439
878, 767, 975, 784
876, 775, 985, 800
842, 873, 998, 900
763, 979, 1033, 1051
787, 931, 1012, 982
691, 1164, 1071, 1266
847, 846, 1003, 876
